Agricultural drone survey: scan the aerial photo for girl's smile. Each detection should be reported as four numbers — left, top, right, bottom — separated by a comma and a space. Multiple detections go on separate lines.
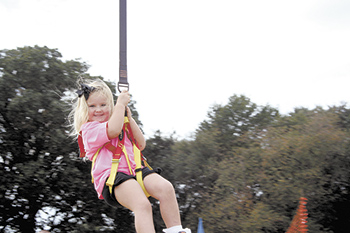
87, 93, 110, 122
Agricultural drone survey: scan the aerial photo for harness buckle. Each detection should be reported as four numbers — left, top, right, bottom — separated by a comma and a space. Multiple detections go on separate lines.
117, 77, 129, 92
135, 168, 142, 173
112, 159, 120, 164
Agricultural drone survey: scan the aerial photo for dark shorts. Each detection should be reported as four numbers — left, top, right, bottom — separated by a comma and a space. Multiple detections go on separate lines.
102, 167, 161, 208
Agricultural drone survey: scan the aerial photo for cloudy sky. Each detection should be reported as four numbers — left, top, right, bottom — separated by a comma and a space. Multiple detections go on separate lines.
1, 0, 350, 139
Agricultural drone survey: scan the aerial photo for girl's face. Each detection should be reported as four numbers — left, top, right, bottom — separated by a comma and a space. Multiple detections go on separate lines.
87, 92, 110, 122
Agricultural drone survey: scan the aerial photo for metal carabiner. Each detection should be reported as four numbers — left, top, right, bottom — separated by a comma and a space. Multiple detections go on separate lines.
117, 74, 129, 92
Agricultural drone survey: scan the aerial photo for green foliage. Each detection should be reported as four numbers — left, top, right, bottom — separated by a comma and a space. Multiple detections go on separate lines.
168, 95, 281, 231
0, 45, 83, 232
170, 97, 350, 232
198, 95, 279, 151
255, 108, 350, 232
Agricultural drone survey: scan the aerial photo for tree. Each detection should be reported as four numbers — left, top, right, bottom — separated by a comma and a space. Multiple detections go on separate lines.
0, 45, 85, 232
169, 96, 350, 232
169, 95, 280, 231
254, 107, 350, 232
198, 95, 279, 152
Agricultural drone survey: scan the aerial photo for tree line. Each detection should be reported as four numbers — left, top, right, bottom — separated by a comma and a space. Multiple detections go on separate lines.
0, 46, 349, 232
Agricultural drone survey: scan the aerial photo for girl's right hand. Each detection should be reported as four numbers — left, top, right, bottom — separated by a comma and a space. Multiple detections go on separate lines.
117, 90, 130, 106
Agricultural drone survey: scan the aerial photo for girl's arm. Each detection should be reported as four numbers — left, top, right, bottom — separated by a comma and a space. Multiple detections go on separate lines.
107, 91, 130, 139
127, 107, 146, 151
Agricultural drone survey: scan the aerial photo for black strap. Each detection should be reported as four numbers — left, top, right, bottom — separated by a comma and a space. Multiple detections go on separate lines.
118, 0, 129, 92
135, 168, 142, 173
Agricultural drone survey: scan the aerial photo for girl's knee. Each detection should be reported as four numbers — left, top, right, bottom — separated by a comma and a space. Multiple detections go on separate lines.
144, 174, 176, 200
134, 197, 152, 213
115, 180, 153, 213
164, 180, 175, 193
158, 179, 176, 200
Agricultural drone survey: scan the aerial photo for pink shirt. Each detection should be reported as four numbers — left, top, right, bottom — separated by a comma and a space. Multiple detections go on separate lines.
81, 121, 136, 199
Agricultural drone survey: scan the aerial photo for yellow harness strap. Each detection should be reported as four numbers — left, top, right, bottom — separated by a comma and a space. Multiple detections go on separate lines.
124, 116, 151, 197
122, 146, 133, 175
105, 145, 134, 193
133, 144, 151, 197
105, 158, 120, 192
91, 146, 103, 183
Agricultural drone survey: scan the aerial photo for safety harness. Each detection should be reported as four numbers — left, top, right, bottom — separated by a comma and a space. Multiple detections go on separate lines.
78, 116, 152, 197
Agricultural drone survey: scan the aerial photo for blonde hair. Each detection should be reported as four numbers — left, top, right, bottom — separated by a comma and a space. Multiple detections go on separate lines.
69, 79, 114, 136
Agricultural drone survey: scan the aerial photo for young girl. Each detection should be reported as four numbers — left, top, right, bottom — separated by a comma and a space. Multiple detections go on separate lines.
70, 79, 191, 233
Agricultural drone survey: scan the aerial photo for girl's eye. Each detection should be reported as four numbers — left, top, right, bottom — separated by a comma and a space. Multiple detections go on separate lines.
89, 105, 95, 108
102, 104, 107, 107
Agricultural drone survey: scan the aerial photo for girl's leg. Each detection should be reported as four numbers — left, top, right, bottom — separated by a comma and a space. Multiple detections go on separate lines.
143, 173, 181, 228
114, 179, 155, 233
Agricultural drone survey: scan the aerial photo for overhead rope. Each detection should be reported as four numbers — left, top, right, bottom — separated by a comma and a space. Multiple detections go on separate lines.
118, 0, 129, 92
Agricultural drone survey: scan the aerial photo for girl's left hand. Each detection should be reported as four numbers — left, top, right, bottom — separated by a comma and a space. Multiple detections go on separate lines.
126, 106, 132, 119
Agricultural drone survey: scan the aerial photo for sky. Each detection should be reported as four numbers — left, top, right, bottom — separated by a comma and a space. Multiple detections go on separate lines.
1, 0, 350, 139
